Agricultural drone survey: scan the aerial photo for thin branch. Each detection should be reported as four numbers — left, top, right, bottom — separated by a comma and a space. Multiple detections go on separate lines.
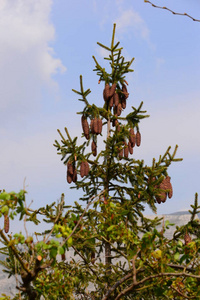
115, 272, 200, 300
61, 190, 105, 247
144, 0, 200, 22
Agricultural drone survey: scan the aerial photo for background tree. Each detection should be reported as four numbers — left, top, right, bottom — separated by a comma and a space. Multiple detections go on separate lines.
0, 24, 200, 300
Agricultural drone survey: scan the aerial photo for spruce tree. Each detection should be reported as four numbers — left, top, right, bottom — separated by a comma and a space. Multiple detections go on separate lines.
0, 24, 199, 300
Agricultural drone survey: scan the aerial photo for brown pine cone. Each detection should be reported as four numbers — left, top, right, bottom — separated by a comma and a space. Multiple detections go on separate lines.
67, 170, 73, 184
124, 142, 129, 158
113, 92, 119, 106
67, 161, 73, 175
128, 141, 133, 154
117, 103, 122, 116
112, 116, 118, 127
184, 233, 192, 245
119, 147, 123, 160
136, 131, 141, 147
97, 118, 103, 134
80, 161, 86, 178
81, 115, 89, 138
109, 96, 114, 107
165, 176, 173, 198
92, 140, 97, 156
93, 117, 98, 134
72, 168, 77, 182
109, 83, 117, 98
4, 214, 9, 233
116, 123, 121, 132
103, 83, 110, 101
121, 97, 126, 109
129, 128, 135, 146
85, 161, 90, 176
90, 119, 95, 134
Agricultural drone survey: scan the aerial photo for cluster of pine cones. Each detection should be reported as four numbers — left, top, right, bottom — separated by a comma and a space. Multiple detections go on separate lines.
103, 83, 128, 114
67, 160, 90, 184
155, 176, 173, 204
81, 115, 102, 157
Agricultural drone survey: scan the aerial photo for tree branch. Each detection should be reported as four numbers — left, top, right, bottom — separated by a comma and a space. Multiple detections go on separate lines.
144, 0, 200, 22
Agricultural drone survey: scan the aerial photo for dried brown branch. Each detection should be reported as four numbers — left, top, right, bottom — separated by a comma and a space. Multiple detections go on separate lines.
144, 0, 200, 22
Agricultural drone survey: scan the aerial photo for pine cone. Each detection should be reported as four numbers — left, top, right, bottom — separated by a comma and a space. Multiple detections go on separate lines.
85, 161, 90, 176
124, 142, 129, 158
113, 92, 119, 106
121, 97, 126, 109
72, 168, 77, 182
128, 141, 133, 154
92, 140, 97, 156
109, 96, 114, 107
117, 103, 122, 116
4, 214, 9, 233
184, 233, 192, 245
116, 124, 121, 132
165, 176, 173, 198
93, 117, 98, 134
97, 118, 103, 134
112, 116, 118, 127
80, 161, 86, 178
81, 115, 89, 137
67, 161, 73, 175
109, 83, 117, 97
129, 128, 135, 146
67, 170, 73, 184
136, 131, 141, 147
103, 83, 110, 101
119, 147, 123, 160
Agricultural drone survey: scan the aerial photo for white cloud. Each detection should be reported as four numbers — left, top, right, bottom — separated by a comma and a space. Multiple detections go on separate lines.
115, 9, 150, 41
0, 0, 66, 120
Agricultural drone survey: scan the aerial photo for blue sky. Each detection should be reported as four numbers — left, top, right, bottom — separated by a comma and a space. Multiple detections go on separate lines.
0, 0, 200, 229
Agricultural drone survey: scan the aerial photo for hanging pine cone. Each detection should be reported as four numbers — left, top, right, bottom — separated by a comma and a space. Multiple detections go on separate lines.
122, 83, 129, 99
116, 123, 121, 132
165, 176, 173, 198
184, 233, 192, 245
128, 141, 133, 154
136, 130, 141, 147
81, 115, 90, 139
113, 92, 119, 106
90, 119, 95, 134
124, 142, 129, 158
80, 161, 90, 177
92, 140, 97, 156
67, 170, 72, 184
121, 97, 126, 109
112, 116, 118, 127
72, 168, 77, 182
129, 128, 135, 147
116, 103, 122, 116
97, 118, 103, 134
103, 83, 110, 101
109, 96, 114, 108
80, 161, 86, 178
4, 214, 9, 233
93, 117, 98, 134
109, 83, 117, 97
85, 161, 90, 176
67, 161, 73, 175
118, 147, 123, 160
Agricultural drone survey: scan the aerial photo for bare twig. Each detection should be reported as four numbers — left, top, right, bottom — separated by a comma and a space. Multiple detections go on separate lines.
144, 0, 200, 22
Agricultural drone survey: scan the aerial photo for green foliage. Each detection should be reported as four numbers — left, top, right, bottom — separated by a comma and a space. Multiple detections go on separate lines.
0, 24, 199, 300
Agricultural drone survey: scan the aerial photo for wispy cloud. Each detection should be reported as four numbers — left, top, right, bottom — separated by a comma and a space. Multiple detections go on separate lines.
114, 9, 150, 42
0, 0, 66, 121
